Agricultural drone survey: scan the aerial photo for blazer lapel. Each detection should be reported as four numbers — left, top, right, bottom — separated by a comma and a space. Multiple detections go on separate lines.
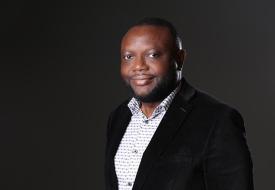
132, 80, 196, 190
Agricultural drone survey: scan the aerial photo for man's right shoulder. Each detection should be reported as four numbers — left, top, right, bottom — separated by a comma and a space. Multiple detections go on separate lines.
108, 98, 131, 118
106, 99, 131, 139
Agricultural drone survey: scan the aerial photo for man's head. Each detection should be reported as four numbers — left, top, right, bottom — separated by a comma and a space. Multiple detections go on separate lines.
120, 18, 186, 103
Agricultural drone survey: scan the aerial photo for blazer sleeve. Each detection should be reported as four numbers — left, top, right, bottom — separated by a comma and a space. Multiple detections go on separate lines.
203, 108, 254, 190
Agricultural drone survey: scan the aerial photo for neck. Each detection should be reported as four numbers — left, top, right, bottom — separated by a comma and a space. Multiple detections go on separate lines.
140, 101, 161, 118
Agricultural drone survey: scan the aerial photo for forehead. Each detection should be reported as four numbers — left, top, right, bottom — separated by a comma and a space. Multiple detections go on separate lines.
121, 25, 174, 50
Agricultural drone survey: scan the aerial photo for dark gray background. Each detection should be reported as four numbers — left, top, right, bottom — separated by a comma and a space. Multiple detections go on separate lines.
0, 0, 274, 189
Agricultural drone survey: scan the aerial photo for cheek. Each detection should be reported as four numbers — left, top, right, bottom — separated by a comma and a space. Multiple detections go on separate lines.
151, 62, 172, 76
120, 64, 130, 80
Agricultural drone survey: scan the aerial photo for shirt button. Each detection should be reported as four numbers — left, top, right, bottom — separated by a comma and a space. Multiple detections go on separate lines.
144, 120, 149, 124
127, 182, 133, 186
133, 149, 138, 153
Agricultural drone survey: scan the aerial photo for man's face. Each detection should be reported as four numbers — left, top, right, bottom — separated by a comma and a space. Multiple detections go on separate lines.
120, 25, 178, 102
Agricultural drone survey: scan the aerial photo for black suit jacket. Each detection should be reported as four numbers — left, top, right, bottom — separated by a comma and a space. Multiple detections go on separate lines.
105, 79, 254, 190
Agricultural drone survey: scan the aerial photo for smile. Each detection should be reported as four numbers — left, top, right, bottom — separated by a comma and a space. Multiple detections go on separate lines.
130, 75, 154, 86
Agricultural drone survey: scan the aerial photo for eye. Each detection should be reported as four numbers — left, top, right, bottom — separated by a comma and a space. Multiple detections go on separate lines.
148, 52, 160, 58
122, 54, 133, 61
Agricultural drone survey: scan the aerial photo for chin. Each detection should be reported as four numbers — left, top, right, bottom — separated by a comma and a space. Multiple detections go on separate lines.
133, 89, 166, 103
132, 87, 154, 98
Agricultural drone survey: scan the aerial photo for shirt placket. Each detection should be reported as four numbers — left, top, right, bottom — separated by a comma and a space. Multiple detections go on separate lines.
125, 114, 143, 189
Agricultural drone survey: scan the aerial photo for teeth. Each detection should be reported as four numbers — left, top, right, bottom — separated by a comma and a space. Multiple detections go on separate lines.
134, 77, 150, 80
132, 75, 153, 80
132, 78, 152, 86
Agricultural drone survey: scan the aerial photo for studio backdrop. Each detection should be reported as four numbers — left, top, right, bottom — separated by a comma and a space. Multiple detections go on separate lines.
0, 0, 274, 189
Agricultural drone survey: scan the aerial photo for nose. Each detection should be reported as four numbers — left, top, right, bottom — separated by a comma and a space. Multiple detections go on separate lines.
133, 57, 149, 72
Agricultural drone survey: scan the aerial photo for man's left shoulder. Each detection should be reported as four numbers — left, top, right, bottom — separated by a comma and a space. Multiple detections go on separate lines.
193, 89, 242, 114
187, 89, 244, 128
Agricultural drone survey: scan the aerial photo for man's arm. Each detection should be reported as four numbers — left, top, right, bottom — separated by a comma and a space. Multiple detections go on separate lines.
203, 108, 254, 190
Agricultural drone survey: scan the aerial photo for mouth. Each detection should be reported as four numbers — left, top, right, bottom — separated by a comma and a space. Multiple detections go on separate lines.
130, 75, 154, 86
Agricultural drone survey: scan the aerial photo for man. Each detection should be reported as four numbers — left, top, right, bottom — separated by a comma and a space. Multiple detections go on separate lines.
105, 17, 254, 190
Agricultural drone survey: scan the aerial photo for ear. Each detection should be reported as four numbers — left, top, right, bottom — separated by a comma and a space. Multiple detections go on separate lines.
176, 49, 186, 70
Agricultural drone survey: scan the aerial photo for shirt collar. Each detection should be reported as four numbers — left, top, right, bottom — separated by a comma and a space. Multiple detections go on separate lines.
127, 83, 181, 117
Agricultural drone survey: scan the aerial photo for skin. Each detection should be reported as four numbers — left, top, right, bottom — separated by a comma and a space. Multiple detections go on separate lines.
120, 25, 185, 118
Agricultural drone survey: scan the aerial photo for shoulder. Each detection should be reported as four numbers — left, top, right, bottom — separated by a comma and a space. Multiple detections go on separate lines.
183, 88, 245, 137
106, 98, 132, 132
200, 89, 246, 134
191, 89, 243, 120
108, 98, 130, 118
178, 80, 242, 121
188, 89, 248, 154
106, 99, 131, 141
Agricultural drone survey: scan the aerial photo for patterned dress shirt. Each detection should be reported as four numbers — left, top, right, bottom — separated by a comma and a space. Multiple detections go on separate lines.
114, 86, 180, 190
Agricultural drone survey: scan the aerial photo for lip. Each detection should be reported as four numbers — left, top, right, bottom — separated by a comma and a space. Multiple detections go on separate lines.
131, 75, 154, 80
130, 75, 154, 86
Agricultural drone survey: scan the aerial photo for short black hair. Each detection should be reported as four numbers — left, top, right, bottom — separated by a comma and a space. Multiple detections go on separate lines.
130, 17, 183, 50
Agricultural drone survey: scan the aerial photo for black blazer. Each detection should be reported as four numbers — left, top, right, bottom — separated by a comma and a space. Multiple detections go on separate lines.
105, 79, 254, 190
